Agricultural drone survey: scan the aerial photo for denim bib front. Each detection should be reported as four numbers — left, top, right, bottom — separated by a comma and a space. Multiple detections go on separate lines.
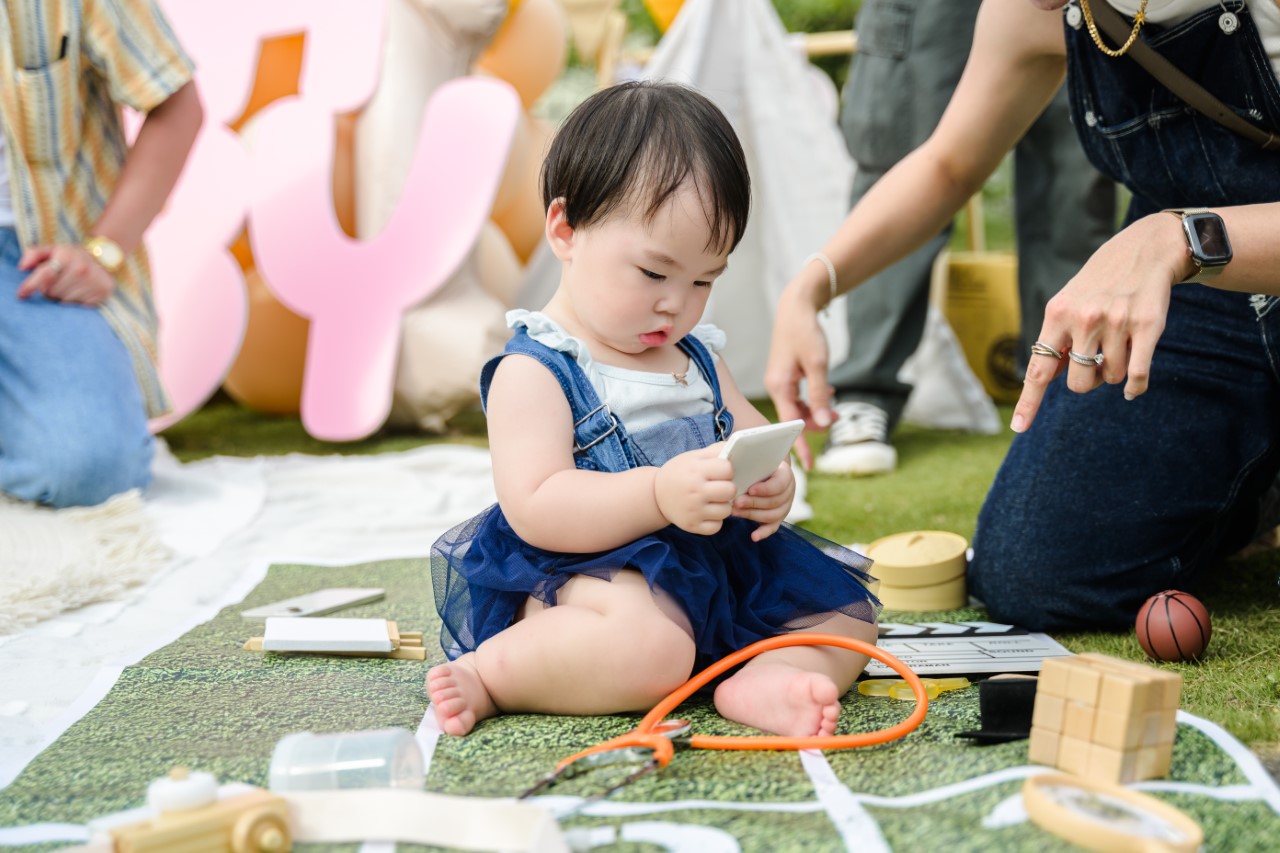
480, 329, 733, 474
1064, 0, 1280, 220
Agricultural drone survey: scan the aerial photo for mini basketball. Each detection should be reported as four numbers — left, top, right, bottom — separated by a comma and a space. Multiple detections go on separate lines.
1135, 590, 1211, 662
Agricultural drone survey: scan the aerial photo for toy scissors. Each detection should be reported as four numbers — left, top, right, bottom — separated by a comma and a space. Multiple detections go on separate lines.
518, 632, 928, 801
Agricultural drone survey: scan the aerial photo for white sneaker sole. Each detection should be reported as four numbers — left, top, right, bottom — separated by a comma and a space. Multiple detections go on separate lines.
814, 442, 898, 476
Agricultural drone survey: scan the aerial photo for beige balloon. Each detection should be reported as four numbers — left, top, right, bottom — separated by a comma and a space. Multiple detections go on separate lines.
559, 0, 621, 63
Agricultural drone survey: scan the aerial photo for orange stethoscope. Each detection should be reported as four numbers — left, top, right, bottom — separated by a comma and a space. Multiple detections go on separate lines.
519, 632, 929, 801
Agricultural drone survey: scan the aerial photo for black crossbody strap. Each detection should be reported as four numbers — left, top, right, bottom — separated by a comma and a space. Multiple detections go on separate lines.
1089, 0, 1280, 151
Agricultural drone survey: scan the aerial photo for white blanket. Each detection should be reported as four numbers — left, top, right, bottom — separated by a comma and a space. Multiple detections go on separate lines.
0, 442, 496, 789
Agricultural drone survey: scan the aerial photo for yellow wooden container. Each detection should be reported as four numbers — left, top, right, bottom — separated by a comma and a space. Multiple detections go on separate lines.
864, 530, 969, 611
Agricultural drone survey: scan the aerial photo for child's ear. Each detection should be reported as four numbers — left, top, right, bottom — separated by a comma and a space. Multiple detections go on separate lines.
545, 198, 575, 261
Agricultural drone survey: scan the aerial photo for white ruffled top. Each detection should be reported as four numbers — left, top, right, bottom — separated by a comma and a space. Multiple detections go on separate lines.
507, 309, 726, 433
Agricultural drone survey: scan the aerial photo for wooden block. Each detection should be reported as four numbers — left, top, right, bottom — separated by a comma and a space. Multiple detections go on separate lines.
1092, 705, 1145, 751
1063, 701, 1096, 741
1057, 734, 1091, 776
1153, 741, 1173, 777
1078, 653, 1182, 709
1067, 664, 1103, 707
1135, 743, 1173, 781
1097, 670, 1152, 718
1032, 693, 1066, 733
1028, 726, 1060, 767
1143, 709, 1178, 746
1037, 657, 1073, 698
1088, 743, 1140, 784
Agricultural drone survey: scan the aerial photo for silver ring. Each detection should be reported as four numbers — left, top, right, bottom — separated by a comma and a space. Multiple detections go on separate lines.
1068, 350, 1104, 367
1030, 341, 1062, 360
46, 258, 63, 276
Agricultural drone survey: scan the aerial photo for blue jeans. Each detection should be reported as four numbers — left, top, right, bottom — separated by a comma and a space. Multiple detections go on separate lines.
969, 4, 1280, 630
0, 227, 153, 507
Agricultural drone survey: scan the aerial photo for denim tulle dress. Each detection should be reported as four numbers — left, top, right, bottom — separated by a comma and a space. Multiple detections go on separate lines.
432, 318, 880, 672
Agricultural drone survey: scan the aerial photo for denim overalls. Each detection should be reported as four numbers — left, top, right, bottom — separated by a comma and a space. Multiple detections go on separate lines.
478, 327, 733, 473
970, 1, 1280, 630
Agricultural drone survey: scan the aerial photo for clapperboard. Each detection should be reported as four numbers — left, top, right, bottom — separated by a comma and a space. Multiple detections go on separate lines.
865, 621, 1073, 678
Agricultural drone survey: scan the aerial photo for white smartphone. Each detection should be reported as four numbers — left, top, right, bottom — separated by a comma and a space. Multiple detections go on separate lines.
241, 588, 385, 619
719, 419, 805, 496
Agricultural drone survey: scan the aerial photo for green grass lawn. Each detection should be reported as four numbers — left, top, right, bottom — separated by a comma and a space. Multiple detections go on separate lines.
160, 394, 1280, 779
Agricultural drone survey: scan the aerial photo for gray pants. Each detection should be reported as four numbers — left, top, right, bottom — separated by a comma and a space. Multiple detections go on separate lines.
831, 0, 1116, 430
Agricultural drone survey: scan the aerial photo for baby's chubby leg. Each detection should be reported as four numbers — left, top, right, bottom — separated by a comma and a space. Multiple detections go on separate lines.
713, 613, 876, 737
427, 571, 696, 736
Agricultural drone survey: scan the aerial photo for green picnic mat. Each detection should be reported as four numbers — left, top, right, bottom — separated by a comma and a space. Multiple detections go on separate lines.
1, 559, 1275, 852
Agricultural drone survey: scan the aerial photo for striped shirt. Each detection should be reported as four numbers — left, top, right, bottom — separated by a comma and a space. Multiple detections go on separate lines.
0, 0, 194, 417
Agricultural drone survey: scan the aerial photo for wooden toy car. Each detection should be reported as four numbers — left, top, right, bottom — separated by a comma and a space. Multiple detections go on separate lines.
101, 769, 291, 853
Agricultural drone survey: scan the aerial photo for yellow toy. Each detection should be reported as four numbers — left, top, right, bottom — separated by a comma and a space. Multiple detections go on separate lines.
858, 676, 971, 701
1028, 653, 1181, 784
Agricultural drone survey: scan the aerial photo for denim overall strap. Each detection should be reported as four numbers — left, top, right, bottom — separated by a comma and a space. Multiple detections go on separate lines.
480, 329, 637, 472
677, 335, 734, 439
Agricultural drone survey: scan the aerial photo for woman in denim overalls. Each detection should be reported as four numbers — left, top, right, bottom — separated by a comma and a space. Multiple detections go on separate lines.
768, 0, 1280, 631
429, 82, 880, 739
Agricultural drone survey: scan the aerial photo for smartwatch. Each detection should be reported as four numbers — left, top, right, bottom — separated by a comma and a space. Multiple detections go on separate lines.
1165, 208, 1231, 283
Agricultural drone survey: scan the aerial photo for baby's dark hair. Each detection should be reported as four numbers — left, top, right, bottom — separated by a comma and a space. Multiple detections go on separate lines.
540, 81, 750, 253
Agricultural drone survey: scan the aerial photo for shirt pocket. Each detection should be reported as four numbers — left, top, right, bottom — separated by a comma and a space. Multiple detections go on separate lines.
14, 54, 79, 166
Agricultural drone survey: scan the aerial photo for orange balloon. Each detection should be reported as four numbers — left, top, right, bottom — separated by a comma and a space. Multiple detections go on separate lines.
476, 0, 567, 110
491, 113, 553, 264
643, 0, 684, 32
332, 110, 358, 238
223, 266, 309, 414
230, 34, 305, 133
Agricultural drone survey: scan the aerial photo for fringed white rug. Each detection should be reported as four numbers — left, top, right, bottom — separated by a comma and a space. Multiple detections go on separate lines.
0, 491, 172, 635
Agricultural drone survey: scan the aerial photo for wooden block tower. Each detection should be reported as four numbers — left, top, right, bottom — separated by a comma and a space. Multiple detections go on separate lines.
1028, 653, 1182, 783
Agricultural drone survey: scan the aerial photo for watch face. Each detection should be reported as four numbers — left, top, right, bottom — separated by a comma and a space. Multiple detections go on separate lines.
1184, 212, 1232, 265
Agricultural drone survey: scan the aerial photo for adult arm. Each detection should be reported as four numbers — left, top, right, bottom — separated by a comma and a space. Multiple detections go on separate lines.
1013, 200, 1280, 430
18, 80, 203, 303
764, 0, 1067, 465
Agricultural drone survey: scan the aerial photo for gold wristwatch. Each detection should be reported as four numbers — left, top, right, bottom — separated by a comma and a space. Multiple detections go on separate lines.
83, 235, 125, 273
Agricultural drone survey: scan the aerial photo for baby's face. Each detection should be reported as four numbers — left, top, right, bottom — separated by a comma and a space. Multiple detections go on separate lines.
560, 182, 731, 359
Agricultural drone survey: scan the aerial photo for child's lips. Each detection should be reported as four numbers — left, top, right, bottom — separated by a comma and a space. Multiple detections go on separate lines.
640, 329, 670, 345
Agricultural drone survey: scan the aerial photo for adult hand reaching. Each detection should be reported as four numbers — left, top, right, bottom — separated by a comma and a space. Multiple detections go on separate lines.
764, 281, 836, 469
1012, 212, 1194, 433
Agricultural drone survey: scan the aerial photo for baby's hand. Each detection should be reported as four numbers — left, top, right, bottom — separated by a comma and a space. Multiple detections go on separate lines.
654, 445, 735, 535
732, 461, 795, 542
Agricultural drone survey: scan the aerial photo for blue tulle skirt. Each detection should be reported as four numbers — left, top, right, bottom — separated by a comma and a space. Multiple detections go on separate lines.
432, 504, 880, 672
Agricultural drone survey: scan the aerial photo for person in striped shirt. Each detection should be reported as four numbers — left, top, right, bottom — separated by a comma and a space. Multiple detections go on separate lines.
1, 0, 202, 507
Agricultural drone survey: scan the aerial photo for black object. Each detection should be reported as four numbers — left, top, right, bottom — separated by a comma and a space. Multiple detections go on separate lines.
955, 675, 1038, 745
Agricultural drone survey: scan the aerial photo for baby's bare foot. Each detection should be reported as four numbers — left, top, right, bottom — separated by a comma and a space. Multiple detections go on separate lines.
713, 662, 841, 737
426, 653, 497, 736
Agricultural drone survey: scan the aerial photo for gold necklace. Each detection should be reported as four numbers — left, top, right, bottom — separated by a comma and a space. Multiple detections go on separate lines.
1078, 0, 1149, 58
